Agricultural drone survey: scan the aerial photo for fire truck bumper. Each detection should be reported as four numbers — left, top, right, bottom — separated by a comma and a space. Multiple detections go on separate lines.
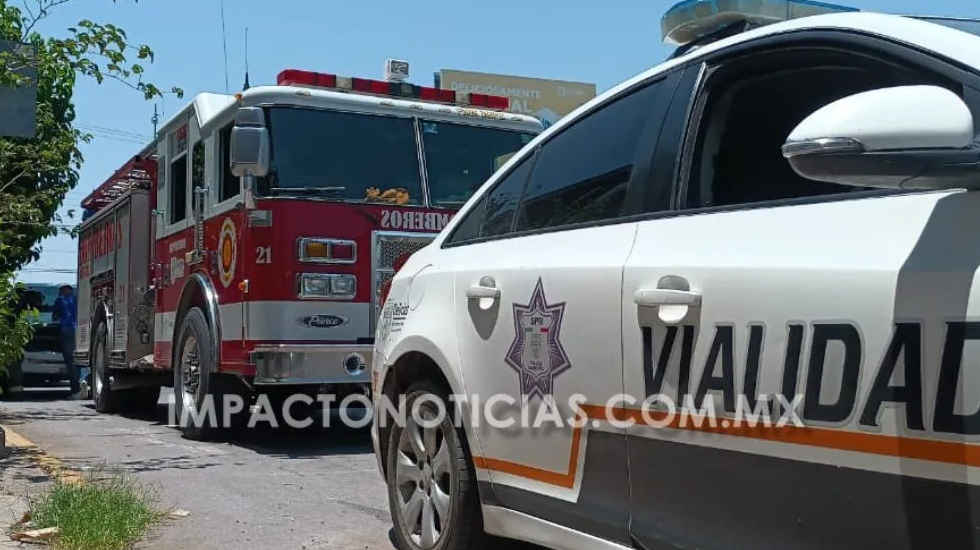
250, 344, 372, 386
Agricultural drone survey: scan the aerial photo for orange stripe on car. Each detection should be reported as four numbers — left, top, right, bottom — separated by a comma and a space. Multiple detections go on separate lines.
472, 415, 584, 489
473, 404, 980, 488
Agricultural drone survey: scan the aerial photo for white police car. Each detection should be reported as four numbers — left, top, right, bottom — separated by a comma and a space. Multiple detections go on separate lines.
372, 2, 980, 548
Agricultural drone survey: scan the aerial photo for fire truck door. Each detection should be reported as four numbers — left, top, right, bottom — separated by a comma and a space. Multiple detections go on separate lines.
209, 129, 247, 349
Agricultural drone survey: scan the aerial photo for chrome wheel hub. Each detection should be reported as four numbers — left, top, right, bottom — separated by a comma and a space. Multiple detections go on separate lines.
93, 340, 105, 399
179, 335, 201, 411
395, 405, 452, 549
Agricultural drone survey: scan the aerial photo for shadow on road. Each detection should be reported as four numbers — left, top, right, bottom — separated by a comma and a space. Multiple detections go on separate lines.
3, 391, 374, 459
1, 386, 72, 400
0, 408, 101, 425
112, 397, 377, 460
57, 454, 226, 475
229, 422, 374, 459
0, 447, 53, 486
0, 386, 99, 424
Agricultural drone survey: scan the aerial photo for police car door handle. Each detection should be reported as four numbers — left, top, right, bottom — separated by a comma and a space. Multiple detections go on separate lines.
466, 276, 500, 300
466, 284, 501, 300
633, 288, 701, 307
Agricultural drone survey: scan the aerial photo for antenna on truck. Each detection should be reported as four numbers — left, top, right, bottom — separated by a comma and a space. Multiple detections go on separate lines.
220, 0, 230, 92
243, 27, 250, 91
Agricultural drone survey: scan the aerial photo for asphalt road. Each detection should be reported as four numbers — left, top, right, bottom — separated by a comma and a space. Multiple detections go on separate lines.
1, 387, 396, 549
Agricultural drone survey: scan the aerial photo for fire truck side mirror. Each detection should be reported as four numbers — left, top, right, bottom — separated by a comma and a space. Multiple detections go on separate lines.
230, 107, 270, 178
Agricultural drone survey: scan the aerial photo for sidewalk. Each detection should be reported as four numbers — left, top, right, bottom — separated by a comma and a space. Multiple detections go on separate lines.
0, 426, 52, 549
0, 396, 396, 549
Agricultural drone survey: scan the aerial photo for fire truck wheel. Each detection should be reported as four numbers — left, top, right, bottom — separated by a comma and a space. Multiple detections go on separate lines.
92, 321, 122, 413
387, 382, 489, 550
174, 307, 225, 440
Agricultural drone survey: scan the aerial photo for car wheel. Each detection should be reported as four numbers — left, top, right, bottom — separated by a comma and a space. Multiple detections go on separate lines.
92, 322, 120, 412
387, 382, 487, 550
174, 307, 225, 440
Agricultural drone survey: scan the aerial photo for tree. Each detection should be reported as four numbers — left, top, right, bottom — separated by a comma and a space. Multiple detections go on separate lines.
0, 0, 181, 390
0, 278, 35, 393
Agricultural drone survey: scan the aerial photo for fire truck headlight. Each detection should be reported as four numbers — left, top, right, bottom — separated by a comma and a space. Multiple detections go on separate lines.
330, 274, 356, 296
298, 273, 356, 300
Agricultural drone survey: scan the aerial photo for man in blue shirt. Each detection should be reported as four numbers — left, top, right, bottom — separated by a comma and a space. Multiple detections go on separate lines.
52, 285, 79, 398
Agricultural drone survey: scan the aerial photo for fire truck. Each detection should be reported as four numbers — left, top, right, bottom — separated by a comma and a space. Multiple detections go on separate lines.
74, 66, 542, 438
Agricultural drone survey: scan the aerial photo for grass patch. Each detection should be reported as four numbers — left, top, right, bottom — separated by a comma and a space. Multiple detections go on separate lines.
28, 473, 162, 550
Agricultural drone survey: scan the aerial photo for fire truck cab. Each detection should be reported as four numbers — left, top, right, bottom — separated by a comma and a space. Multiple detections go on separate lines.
75, 69, 541, 438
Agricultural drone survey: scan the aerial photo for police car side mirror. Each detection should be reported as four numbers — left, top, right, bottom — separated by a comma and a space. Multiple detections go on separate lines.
782, 85, 980, 190
230, 107, 270, 178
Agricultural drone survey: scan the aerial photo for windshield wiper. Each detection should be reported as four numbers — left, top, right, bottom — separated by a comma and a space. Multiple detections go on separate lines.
270, 186, 347, 196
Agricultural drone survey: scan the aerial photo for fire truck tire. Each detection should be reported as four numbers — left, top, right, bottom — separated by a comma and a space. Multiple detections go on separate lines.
92, 322, 122, 413
122, 386, 161, 412
386, 381, 491, 550
174, 307, 232, 440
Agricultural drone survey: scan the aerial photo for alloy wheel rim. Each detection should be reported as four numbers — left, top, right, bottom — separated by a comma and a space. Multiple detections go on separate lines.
179, 334, 201, 413
395, 404, 452, 549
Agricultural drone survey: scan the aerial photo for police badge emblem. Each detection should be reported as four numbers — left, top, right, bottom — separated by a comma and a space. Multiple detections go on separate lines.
505, 278, 571, 399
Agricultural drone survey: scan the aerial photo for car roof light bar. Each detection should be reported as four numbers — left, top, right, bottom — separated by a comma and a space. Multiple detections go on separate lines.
662, 0, 858, 46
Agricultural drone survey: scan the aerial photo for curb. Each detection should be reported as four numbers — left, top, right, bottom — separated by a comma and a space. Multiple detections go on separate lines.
0, 424, 81, 483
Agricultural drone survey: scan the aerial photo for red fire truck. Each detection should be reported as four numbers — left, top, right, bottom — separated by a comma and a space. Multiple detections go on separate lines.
75, 67, 542, 438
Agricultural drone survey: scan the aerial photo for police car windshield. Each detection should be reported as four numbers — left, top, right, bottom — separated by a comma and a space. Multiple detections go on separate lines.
262, 107, 423, 205
916, 16, 980, 37
420, 121, 535, 208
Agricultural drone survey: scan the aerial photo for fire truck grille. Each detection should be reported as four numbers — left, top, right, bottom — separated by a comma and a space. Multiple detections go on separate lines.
371, 231, 436, 325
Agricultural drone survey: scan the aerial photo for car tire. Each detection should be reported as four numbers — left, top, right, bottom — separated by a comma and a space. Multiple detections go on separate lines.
174, 307, 235, 440
92, 321, 122, 413
386, 382, 488, 550
0, 366, 10, 398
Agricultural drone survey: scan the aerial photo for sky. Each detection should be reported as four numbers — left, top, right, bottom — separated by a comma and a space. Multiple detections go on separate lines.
16, 0, 980, 284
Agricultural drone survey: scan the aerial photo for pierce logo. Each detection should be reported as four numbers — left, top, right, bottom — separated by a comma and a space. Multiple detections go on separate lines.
302, 314, 348, 328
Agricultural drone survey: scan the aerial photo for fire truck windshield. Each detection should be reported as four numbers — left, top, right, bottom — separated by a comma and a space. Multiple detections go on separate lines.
261, 107, 536, 208
420, 121, 535, 208
262, 107, 424, 204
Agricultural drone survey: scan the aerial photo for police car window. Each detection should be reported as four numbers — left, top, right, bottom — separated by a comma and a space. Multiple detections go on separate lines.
516, 81, 662, 231
219, 124, 239, 202
448, 197, 486, 244
483, 156, 533, 237
447, 154, 534, 244
688, 48, 948, 208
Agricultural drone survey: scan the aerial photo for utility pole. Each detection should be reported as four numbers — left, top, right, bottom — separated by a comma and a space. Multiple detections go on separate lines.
151, 104, 159, 139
